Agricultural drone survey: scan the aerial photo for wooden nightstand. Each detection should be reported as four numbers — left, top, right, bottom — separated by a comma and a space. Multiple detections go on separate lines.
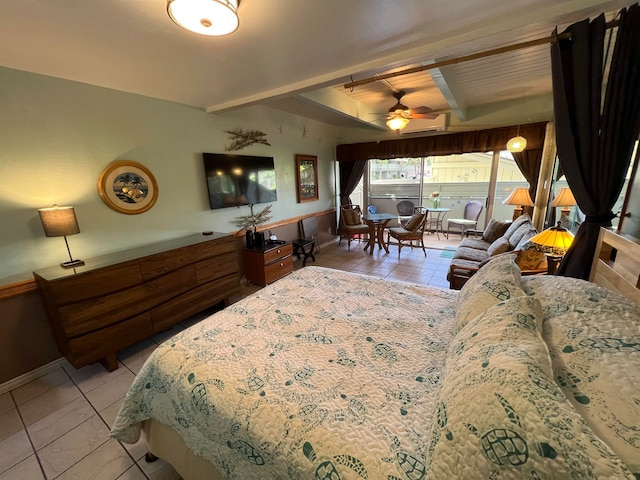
244, 242, 293, 286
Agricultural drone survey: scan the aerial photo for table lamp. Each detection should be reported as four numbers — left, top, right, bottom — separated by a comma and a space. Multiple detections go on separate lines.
503, 187, 534, 220
38, 205, 85, 268
530, 222, 574, 275
551, 187, 577, 216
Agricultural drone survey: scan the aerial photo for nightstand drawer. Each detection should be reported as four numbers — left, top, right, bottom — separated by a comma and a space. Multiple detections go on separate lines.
264, 254, 293, 284
263, 244, 293, 264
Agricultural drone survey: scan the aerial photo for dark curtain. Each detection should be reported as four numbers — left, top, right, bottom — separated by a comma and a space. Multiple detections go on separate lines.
511, 148, 543, 217
336, 122, 548, 163
552, 4, 640, 279
338, 159, 367, 205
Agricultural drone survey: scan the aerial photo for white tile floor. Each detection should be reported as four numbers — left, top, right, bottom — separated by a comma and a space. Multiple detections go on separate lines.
0, 239, 453, 479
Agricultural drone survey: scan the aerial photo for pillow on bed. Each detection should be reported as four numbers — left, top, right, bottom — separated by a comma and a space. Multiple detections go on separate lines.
522, 275, 640, 475
455, 253, 524, 333
426, 295, 635, 479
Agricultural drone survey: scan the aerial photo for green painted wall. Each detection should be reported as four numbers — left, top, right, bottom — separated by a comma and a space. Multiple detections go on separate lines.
0, 67, 338, 283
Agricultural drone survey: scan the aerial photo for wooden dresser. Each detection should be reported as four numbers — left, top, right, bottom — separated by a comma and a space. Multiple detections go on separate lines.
33, 233, 241, 371
244, 242, 293, 286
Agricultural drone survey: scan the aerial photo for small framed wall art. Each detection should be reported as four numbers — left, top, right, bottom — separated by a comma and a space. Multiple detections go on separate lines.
295, 154, 318, 203
97, 160, 158, 214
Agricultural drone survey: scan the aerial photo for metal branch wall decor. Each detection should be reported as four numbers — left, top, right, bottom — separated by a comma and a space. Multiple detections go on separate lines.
224, 128, 271, 151
233, 204, 272, 231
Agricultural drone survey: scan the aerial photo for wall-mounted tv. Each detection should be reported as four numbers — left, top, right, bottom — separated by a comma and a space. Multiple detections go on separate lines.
203, 153, 277, 210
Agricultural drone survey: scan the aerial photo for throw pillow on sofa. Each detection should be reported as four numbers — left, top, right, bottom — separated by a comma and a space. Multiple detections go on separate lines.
482, 219, 510, 243
486, 237, 510, 256
515, 248, 547, 270
501, 214, 531, 242
507, 223, 537, 249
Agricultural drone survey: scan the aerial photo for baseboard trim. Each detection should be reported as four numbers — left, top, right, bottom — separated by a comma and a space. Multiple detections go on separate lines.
0, 357, 66, 395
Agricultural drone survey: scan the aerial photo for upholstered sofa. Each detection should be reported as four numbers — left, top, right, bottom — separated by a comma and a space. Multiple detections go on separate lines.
447, 214, 547, 289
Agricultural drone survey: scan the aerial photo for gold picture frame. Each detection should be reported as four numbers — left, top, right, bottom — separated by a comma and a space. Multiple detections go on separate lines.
295, 154, 318, 203
97, 160, 158, 214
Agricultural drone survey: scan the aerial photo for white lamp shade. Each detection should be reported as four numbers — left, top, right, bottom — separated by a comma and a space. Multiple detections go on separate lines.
502, 187, 534, 207
386, 115, 410, 131
38, 205, 80, 237
506, 135, 527, 152
551, 187, 577, 208
167, 0, 239, 36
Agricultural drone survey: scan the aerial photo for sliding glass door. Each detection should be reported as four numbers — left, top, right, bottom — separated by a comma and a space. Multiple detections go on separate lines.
367, 151, 529, 230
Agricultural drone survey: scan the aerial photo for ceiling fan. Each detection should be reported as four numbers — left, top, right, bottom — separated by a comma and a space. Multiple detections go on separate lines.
386, 90, 439, 131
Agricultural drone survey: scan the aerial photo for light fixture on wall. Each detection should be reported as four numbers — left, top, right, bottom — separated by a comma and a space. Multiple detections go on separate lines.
530, 222, 574, 275
167, 0, 239, 36
38, 205, 85, 268
506, 125, 527, 153
386, 114, 410, 131
502, 187, 534, 220
551, 187, 577, 216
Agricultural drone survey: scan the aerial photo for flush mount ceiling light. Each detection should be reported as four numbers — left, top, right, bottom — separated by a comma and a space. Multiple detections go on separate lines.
167, 0, 239, 36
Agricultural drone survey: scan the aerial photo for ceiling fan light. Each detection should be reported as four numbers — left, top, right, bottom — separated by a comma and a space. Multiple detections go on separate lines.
386, 116, 410, 131
507, 135, 527, 152
167, 0, 239, 36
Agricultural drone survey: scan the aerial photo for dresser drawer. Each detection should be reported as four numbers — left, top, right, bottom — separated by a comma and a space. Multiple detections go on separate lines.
151, 275, 241, 332
195, 255, 240, 284
59, 265, 197, 337
139, 245, 197, 280
43, 262, 142, 305
264, 254, 293, 284
193, 236, 237, 260
66, 312, 153, 368
263, 244, 293, 264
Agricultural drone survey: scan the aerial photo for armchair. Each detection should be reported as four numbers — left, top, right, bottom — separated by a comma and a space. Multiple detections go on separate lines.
386, 209, 428, 258
446, 200, 484, 238
339, 204, 369, 251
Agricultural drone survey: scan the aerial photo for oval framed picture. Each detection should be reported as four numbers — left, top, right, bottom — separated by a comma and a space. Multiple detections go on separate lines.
97, 160, 158, 214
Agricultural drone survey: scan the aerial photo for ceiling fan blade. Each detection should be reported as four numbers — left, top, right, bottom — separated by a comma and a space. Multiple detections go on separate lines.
411, 106, 434, 115
411, 112, 439, 120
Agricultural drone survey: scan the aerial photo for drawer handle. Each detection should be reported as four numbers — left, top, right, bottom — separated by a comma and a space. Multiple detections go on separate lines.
277, 249, 281, 253
280, 262, 284, 267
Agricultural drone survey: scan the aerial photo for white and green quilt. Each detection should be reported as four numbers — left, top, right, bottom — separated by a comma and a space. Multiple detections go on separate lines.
110, 262, 639, 479
111, 266, 458, 479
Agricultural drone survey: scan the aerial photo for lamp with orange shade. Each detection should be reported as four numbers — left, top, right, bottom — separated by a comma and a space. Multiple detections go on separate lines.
530, 222, 574, 275
502, 187, 534, 220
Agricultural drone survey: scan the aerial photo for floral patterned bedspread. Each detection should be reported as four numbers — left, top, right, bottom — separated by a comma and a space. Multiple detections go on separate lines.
110, 266, 458, 479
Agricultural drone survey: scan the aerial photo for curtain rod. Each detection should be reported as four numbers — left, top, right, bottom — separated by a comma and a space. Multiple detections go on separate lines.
343, 19, 620, 90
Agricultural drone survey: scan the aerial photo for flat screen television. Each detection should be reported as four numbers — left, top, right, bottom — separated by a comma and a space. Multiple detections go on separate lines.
203, 153, 277, 210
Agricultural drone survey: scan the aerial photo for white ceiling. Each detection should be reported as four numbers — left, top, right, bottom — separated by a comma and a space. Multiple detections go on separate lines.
0, 0, 632, 132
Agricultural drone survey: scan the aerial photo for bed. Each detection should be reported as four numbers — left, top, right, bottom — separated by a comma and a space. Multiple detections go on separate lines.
111, 228, 640, 479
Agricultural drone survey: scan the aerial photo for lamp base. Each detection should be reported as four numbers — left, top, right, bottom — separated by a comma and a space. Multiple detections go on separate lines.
61, 259, 85, 269
512, 206, 523, 221
546, 255, 562, 275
